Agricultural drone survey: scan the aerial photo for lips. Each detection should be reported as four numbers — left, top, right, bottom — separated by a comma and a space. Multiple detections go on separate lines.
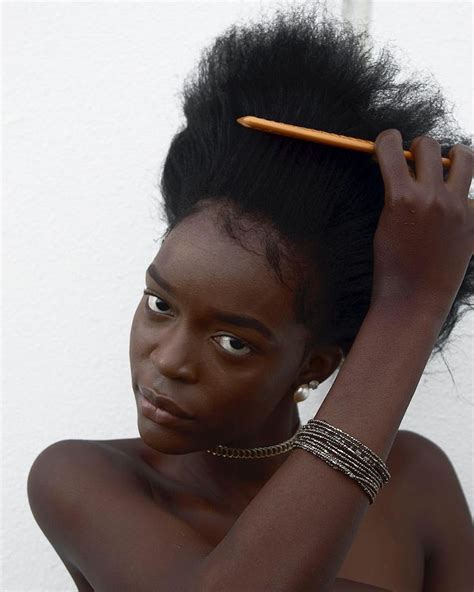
139, 385, 193, 419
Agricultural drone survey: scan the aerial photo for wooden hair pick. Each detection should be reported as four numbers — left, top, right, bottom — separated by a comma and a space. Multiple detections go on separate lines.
236, 115, 451, 168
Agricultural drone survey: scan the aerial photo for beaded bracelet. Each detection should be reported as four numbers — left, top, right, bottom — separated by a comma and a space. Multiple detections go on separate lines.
293, 418, 391, 504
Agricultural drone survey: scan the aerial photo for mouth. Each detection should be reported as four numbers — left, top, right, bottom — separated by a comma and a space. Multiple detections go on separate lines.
138, 385, 194, 419
138, 393, 194, 426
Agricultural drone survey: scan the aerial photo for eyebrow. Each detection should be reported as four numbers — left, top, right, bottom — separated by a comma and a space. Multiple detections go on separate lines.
146, 264, 277, 343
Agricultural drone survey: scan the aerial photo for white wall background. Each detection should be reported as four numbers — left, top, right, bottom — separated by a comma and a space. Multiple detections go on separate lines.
2, 1, 472, 590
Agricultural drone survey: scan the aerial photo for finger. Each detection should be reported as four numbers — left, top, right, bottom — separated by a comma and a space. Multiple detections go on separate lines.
409, 136, 444, 188
446, 144, 474, 198
374, 129, 415, 198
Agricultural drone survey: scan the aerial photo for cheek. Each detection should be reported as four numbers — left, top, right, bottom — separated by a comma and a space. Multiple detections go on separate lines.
224, 376, 277, 422
207, 369, 264, 414
260, 351, 302, 396
220, 351, 296, 407
129, 305, 147, 360
217, 393, 264, 435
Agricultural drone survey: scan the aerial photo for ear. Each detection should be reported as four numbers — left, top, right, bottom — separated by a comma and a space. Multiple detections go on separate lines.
293, 344, 343, 389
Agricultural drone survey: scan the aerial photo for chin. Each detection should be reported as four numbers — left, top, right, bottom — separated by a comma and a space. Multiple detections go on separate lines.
136, 422, 207, 455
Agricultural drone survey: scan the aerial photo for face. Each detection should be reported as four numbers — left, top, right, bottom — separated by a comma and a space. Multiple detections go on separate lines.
129, 206, 323, 455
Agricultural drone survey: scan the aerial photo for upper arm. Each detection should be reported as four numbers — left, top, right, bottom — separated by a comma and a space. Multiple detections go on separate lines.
400, 432, 474, 591
27, 440, 212, 591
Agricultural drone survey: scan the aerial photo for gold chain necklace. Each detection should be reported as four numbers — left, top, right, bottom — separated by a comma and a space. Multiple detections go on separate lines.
205, 421, 303, 458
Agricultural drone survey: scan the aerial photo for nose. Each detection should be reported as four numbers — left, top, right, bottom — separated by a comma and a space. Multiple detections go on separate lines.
149, 322, 197, 382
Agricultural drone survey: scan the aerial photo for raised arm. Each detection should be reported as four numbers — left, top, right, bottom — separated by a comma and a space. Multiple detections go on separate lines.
196, 130, 474, 592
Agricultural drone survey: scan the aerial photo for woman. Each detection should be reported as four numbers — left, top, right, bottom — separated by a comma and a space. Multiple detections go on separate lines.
27, 5, 473, 591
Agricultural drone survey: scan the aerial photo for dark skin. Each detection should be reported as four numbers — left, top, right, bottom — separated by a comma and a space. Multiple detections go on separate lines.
129, 205, 343, 508
27, 131, 473, 591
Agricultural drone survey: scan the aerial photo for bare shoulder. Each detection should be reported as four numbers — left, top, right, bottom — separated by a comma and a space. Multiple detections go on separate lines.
374, 429, 446, 511
392, 430, 474, 590
387, 429, 465, 486
27, 438, 152, 523
388, 428, 470, 516
389, 428, 443, 464
27, 439, 146, 591
27, 438, 212, 591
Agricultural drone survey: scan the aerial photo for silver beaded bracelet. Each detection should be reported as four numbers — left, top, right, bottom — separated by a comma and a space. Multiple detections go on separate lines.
293, 418, 391, 504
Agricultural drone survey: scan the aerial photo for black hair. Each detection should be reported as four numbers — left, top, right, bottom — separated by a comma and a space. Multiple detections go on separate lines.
155, 4, 472, 376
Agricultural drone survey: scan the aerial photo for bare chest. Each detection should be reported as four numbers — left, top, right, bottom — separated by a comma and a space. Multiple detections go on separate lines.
160, 480, 423, 590
106, 437, 425, 592
123, 438, 424, 592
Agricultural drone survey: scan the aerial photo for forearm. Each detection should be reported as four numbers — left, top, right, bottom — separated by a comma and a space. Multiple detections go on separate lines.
198, 298, 450, 592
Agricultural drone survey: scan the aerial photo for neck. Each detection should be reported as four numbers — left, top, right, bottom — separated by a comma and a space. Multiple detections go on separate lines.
175, 402, 301, 505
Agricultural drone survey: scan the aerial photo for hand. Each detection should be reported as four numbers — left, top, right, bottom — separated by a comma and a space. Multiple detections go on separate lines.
370, 129, 473, 312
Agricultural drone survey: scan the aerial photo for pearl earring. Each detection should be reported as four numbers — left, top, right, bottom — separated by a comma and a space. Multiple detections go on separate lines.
293, 380, 320, 403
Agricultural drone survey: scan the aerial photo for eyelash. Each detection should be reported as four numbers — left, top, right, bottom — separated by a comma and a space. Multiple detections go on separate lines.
142, 289, 254, 357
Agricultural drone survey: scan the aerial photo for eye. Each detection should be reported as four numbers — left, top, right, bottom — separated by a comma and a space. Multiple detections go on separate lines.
214, 335, 252, 357
144, 290, 171, 314
143, 289, 253, 357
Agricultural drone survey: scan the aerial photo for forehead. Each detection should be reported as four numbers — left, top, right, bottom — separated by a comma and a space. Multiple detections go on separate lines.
152, 211, 298, 332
